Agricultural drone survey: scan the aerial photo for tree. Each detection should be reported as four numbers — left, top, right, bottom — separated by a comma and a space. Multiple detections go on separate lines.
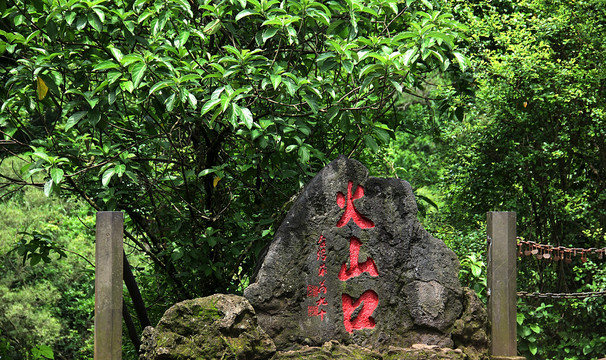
439, 0, 606, 358
0, 158, 96, 359
0, 0, 469, 352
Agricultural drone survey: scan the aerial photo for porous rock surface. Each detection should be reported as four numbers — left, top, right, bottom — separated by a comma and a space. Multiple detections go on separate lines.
139, 294, 276, 360
275, 341, 469, 359
138, 294, 487, 359
244, 156, 466, 350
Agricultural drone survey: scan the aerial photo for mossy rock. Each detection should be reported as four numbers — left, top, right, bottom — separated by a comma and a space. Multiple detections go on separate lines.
139, 294, 276, 360
272, 341, 473, 360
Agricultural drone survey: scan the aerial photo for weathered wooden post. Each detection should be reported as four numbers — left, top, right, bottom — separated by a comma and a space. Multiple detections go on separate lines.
95, 211, 123, 360
487, 211, 525, 360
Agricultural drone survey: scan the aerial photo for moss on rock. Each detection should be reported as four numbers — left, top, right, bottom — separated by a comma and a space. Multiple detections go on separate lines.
139, 294, 276, 360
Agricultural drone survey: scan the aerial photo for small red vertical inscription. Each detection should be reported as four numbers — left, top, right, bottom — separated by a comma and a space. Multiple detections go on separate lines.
308, 306, 327, 321
336, 181, 375, 229
307, 285, 320, 297
318, 263, 327, 277
307, 235, 328, 321
317, 247, 327, 261
318, 280, 326, 294
338, 236, 379, 281
341, 290, 379, 333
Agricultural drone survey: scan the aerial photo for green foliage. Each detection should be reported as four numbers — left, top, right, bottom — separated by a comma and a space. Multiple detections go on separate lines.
382, 0, 606, 357
458, 252, 486, 298
0, 0, 469, 307
0, 159, 95, 359
444, 0, 606, 245
429, 0, 606, 358
514, 252, 606, 360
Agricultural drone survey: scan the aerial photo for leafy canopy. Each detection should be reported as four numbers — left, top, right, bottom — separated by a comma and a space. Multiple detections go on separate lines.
0, 0, 469, 300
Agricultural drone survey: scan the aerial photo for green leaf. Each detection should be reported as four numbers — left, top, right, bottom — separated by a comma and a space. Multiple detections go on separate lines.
50, 168, 64, 185
326, 106, 341, 122
115, 164, 126, 177
201, 98, 221, 115
298, 145, 310, 163
88, 11, 102, 32
108, 89, 117, 105
32, 345, 54, 359
109, 47, 123, 62
203, 19, 222, 35
427, 31, 453, 45
198, 168, 216, 177
94, 60, 120, 71
363, 135, 379, 152
452, 51, 468, 72
120, 80, 134, 93
262, 27, 278, 43
187, 92, 197, 109
239, 107, 253, 129
529, 343, 538, 356
30, 254, 42, 266
228, 103, 239, 127
419, 0, 433, 10
342, 59, 354, 74
43, 179, 54, 197
282, 78, 297, 96
236, 9, 258, 21
171, 0, 193, 17
517, 313, 525, 325
403, 48, 418, 66
471, 264, 481, 278
65, 111, 87, 130
373, 127, 391, 144
270, 74, 282, 90
107, 71, 122, 84
302, 94, 319, 113
102, 168, 115, 186
165, 93, 176, 111
131, 62, 147, 88
150, 80, 173, 95
120, 54, 144, 66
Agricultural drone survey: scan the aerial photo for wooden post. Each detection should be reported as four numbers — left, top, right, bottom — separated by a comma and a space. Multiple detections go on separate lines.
487, 212, 525, 360
95, 211, 123, 360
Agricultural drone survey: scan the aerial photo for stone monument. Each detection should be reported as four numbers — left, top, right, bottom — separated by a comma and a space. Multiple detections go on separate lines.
244, 155, 466, 350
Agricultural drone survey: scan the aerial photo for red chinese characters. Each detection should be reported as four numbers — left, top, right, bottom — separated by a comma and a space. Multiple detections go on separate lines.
337, 181, 379, 333
341, 290, 379, 333
336, 181, 375, 229
307, 235, 328, 321
306, 280, 326, 297
338, 236, 379, 281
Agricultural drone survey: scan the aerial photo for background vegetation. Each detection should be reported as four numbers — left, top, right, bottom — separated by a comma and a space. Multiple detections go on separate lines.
1, 0, 604, 359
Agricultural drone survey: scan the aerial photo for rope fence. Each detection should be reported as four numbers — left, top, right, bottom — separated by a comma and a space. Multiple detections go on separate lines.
517, 290, 606, 299
515, 238, 606, 299
486, 212, 605, 358
517, 239, 606, 262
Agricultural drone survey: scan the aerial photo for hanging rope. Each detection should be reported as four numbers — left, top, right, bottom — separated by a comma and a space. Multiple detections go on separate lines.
516, 238, 606, 299
517, 239, 606, 263
517, 290, 606, 299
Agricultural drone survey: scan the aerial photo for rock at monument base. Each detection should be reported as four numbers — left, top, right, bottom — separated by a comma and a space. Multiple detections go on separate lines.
138, 294, 275, 360
139, 293, 488, 360
273, 341, 469, 360
244, 156, 465, 350
451, 288, 489, 360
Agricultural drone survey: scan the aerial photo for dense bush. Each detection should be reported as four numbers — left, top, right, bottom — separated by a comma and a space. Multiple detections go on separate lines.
0, 160, 96, 359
